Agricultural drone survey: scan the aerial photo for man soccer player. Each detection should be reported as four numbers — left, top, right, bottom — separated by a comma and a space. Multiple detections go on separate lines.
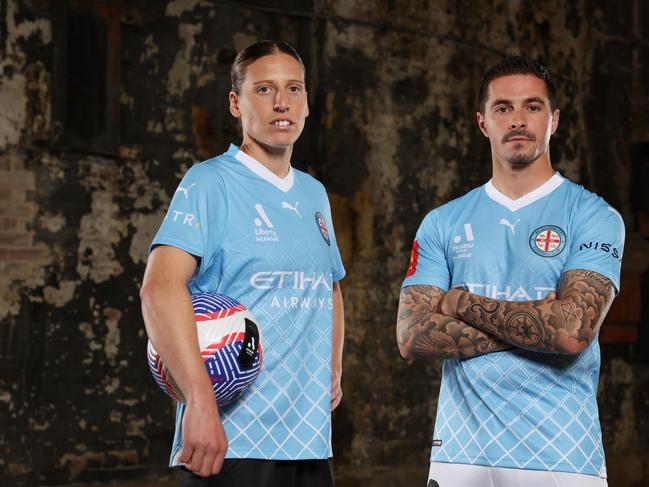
396, 57, 624, 487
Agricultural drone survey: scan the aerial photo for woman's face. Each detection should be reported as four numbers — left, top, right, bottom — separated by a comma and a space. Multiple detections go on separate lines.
229, 53, 309, 151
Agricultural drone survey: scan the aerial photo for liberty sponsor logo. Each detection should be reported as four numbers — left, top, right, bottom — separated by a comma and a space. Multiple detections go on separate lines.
315, 211, 330, 246
465, 283, 555, 300
164, 209, 201, 228
250, 271, 333, 310
499, 218, 520, 235
529, 225, 566, 257
452, 223, 474, 259
405, 240, 419, 277
579, 241, 621, 259
282, 200, 301, 218
254, 203, 278, 242
175, 182, 196, 199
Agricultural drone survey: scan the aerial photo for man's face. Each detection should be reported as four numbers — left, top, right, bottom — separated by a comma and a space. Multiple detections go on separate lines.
229, 53, 309, 150
477, 74, 559, 169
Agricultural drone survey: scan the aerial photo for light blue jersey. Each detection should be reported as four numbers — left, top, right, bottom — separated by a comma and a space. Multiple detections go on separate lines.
402, 173, 624, 477
151, 144, 345, 461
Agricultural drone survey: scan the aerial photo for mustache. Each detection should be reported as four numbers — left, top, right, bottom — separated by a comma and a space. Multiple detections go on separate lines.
502, 130, 536, 143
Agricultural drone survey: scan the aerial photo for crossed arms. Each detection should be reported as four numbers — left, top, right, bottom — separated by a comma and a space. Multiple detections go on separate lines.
396, 269, 616, 360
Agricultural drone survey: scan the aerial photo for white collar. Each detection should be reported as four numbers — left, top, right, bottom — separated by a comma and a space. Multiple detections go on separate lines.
234, 148, 294, 193
485, 172, 564, 212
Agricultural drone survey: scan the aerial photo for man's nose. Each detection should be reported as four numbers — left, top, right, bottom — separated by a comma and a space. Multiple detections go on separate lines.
509, 111, 526, 130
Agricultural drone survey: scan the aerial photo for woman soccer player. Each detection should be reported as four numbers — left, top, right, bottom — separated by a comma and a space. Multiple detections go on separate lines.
140, 41, 346, 487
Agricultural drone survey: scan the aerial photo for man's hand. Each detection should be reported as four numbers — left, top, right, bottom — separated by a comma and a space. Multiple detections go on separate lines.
178, 394, 228, 477
331, 363, 342, 411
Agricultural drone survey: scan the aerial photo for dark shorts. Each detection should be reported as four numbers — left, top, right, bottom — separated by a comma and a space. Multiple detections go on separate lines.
177, 458, 334, 487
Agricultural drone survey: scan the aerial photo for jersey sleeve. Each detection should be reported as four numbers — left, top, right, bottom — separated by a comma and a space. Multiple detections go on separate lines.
150, 163, 227, 259
401, 209, 451, 291
325, 198, 346, 282
563, 202, 625, 292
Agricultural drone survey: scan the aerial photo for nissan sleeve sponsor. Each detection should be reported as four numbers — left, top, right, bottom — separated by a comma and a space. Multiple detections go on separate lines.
577, 241, 622, 260
250, 271, 333, 310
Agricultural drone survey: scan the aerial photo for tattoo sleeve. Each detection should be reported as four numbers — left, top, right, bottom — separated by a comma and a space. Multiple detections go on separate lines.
396, 285, 511, 360
446, 269, 615, 354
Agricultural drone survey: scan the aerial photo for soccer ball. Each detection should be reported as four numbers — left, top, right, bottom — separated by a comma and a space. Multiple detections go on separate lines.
147, 292, 263, 406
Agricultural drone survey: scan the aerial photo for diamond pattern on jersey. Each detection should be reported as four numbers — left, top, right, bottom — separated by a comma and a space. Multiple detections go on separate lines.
216, 200, 334, 459
432, 346, 604, 475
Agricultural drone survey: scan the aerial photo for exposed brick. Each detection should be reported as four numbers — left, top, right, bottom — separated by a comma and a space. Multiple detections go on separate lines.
0, 217, 19, 230
0, 232, 31, 245
7, 247, 49, 262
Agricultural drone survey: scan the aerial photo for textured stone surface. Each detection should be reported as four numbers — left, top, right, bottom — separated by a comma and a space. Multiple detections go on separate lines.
1, 1, 648, 486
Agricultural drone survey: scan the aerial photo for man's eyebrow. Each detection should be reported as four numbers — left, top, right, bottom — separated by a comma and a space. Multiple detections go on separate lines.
490, 98, 512, 107
524, 97, 546, 105
490, 97, 547, 106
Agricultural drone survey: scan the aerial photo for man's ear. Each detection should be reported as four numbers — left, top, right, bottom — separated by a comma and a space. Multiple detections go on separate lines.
476, 111, 489, 138
550, 108, 560, 135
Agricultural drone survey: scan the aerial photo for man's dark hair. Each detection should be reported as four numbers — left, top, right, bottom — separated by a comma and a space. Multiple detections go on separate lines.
477, 56, 556, 113
230, 40, 305, 94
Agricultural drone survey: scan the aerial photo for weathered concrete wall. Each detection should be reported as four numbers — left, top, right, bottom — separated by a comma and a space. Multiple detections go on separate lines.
1, 1, 648, 486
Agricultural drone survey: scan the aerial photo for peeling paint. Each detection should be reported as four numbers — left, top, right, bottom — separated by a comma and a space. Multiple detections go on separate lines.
129, 212, 166, 265
39, 211, 66, 233
43, 281, 76, 307
165, 0, 210, 17
103, 308, 122, 365
167, 23, 202, 97
76, 190, 127, 283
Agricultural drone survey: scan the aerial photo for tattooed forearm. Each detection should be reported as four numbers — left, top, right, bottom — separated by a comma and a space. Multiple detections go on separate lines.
396, 285, 511, 360
442, 269, 615, 354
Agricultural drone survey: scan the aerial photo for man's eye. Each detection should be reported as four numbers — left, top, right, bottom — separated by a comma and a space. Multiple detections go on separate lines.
288, 86, 302, 93
258, 86, 272, 94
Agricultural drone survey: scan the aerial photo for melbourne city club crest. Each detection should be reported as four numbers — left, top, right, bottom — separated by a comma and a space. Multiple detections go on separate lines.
315, 211, 330, 246
529, 225, 566, 257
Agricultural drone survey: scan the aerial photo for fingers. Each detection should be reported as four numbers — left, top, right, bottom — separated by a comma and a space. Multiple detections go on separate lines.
210, 449, 225, 475
188, 448, 207, 477
178, 444, 192, 466
182, 444, 225, 477
331, 386, 342, 411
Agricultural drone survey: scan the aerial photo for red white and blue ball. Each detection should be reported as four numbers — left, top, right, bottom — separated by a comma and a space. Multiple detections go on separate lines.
147, 292, 263, 406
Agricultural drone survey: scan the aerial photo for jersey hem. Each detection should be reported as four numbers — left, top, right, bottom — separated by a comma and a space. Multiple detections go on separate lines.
562, 264, 620, 294
401, 278, 449, 291
170, 447, 332, 466
150, 237, 204, 259
430, 455, 605, 478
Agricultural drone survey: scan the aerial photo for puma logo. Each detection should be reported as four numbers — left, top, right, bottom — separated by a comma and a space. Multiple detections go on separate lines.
499, 218, 520, 235
175, 183, 196, 199
282, 201, 301, 218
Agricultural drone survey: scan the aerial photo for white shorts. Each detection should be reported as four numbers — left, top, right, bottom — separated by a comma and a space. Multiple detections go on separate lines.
427, 462, 608, 487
